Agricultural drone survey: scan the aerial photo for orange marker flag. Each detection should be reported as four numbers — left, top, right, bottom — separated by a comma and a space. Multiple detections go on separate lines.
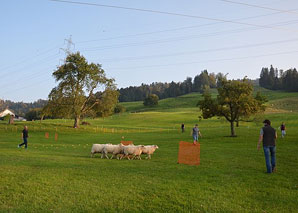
178, 141, 200, 165
121, 141, 133, 146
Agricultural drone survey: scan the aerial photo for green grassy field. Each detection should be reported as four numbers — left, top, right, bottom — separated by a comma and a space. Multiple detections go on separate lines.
1, 90, 298, 212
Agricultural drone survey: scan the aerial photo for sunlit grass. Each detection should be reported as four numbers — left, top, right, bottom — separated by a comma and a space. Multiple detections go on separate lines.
0, 90, 298, 212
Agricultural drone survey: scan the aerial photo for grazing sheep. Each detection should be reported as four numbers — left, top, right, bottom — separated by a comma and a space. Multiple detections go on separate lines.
141, 145, 159, 159
91, 144, 110, 158
103, 144, 124, 159
121, 145, 144, 160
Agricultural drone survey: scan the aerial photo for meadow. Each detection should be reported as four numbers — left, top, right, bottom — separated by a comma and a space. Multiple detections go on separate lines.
1, 91, 298, 212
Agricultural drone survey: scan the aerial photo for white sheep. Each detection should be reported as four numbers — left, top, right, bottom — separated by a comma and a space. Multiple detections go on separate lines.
90, 144, 110, 158
140, 145, 159, 159
103, 144, 124, 159
121, 145, 144, 160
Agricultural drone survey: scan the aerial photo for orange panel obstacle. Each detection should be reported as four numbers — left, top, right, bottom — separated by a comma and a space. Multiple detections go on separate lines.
45, 132, 49, 139
121, 141, 133, 146
178, 141, 200, 165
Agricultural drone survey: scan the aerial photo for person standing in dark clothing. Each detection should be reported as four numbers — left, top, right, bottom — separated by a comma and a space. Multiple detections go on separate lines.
257, 120, 277, 173
18, 126, 29, 149
181, 123, 185, 133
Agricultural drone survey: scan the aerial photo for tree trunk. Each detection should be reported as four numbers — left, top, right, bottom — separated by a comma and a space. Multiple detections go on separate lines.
40, 115, 44, 123
74, 116, 80, 128
8, 115, 14, 125
236, 119, 239, 127
230, 121, 236, 137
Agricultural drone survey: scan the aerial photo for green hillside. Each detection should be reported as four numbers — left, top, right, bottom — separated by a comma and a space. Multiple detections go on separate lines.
254, 86, 298, 100
121, 89, 217, 112
254, 86, 298, 112
121, 87, 298, 113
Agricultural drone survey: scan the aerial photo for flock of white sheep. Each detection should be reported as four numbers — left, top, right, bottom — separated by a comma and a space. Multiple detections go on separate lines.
91, 143, 159, 160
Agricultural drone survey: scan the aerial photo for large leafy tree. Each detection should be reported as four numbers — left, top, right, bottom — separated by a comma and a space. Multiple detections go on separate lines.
198, 78, 266, 137
45, 52, 118, 128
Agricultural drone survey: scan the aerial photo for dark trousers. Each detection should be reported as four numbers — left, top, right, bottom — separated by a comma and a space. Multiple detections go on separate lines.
19, 138, 28, 148
263, 146, 276, 173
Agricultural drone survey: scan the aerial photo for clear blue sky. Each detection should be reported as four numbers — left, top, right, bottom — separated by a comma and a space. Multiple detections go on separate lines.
1, 0, 298, 102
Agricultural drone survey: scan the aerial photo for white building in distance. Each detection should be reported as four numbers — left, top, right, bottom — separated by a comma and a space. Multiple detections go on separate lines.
0, 109, 15, 117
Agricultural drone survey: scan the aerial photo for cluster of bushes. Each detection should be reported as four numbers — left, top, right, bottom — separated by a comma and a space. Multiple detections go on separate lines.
114, 104, 126, 113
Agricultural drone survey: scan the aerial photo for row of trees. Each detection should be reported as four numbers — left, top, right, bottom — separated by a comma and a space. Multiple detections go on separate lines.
259, 65, 298, 91
119, 70, 227, 102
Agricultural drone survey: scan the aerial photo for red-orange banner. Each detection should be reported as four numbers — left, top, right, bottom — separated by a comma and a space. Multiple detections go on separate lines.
178, 141, 200, 165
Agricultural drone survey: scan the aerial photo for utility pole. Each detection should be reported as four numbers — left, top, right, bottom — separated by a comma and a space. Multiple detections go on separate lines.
60, 35, 75, 62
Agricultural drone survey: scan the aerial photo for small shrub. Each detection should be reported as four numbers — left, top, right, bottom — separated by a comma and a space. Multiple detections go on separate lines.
143, 94, 159, 107
114, 104, 126, 113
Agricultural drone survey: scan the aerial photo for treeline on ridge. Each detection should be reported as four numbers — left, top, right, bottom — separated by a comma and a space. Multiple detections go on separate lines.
118, 70, 227, 102
5, 65, 296, 118
259, 65, 298, 92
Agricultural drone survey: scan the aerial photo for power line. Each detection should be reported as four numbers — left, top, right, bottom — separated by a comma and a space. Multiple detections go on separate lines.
108, 50, 298, 70
0, 53, 60, 82
49, 0, 298, 33
0, 54, 59, 97
77, 10, 298, 44
99, 37, 298, 62
0, 76, 53, 100
0, 45, 59, 71
5, 49, 297, 99
49, 0, 243, 19
217, 0, 298, 15
78, 19, 298, 52
0, 38, 74, 80
0, 54, 59, 85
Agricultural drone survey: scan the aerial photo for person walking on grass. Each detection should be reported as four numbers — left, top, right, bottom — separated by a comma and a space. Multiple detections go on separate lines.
280, 122, 286, 138
257, 119, 277, 173
181, 123, 185, 133
18, 126, 29, 149
192, 124, 202, 145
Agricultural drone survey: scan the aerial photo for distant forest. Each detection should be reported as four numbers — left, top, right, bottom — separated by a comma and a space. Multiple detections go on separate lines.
259, 65, 298, 92
119, 70, 226, 102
